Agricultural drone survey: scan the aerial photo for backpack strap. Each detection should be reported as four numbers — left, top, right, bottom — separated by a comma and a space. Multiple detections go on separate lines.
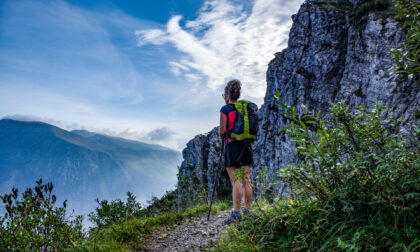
225, 103, 236, 166
226, 103, 236, 139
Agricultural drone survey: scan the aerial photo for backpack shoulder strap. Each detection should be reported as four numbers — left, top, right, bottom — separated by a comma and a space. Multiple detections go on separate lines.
234, 100, 250, 115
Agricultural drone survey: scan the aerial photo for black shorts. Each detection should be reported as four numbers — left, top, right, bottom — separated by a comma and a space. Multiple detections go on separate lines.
225, 141, 254, 167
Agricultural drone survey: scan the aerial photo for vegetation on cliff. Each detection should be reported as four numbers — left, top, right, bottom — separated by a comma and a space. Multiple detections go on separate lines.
216, 98, 419, 251
390, 0, 420, 81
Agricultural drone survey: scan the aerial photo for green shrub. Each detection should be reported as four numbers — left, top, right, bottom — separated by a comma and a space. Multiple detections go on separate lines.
146, 189, 178, 215
390, 0, 420, 81
0, 179, 84, 251
350, 0, 393, 29
88, 192, 143, 228
314, 0, 353, 11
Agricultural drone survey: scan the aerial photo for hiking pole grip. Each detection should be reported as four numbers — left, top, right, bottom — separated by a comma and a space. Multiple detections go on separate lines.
207, 142, 224, 221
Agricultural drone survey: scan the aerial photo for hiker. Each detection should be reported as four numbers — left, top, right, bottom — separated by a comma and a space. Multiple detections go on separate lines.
219, 79, 254, 224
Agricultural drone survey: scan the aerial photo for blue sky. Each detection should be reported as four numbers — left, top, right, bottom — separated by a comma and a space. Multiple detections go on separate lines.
0, 0, 302, 150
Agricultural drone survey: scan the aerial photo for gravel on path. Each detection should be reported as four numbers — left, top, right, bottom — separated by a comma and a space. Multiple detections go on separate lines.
145, 210, 230, 252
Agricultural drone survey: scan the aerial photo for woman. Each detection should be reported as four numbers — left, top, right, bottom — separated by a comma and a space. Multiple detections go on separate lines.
219, 79, 253, 224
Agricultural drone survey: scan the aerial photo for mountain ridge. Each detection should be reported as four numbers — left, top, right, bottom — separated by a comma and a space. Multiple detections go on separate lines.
0, 118, 182, 223
1, 118, 176, 152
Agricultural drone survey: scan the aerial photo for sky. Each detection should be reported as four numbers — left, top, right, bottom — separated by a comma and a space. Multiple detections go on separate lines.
0, 0, 303, 151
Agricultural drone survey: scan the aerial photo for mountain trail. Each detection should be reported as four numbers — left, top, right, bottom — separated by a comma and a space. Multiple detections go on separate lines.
145, 210, 230, 251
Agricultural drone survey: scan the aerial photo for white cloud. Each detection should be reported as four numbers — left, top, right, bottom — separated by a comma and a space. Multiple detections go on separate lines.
168, 61, 190, 76
0, 0, 155, 108
135, 0, 302, 98
135, 29, 169, 46
108, 127, 176, 143
2, 114, 61, 124
142, 127, 176, 142
93, 127, 181, 150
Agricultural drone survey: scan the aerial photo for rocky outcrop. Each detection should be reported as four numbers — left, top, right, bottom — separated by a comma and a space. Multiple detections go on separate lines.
251, 0, 418, 192
178, 0, 419, 201
177, 128, 230, 206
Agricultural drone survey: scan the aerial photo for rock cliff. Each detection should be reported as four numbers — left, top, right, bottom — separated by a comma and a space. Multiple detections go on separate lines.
177, 0, 419, 202
177, 128, 231, 206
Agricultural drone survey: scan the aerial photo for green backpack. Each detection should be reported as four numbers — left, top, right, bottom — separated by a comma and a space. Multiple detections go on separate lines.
228, 100, 259, 143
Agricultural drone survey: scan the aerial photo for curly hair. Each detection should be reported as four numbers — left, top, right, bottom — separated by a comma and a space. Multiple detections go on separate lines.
224, 79, 241, 101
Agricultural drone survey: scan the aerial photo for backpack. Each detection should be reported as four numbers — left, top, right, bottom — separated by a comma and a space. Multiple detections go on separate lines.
228, 100, 259, 143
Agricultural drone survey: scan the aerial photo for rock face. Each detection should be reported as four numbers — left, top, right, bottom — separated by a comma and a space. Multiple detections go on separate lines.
177, 1, 419, 201
177, 127, 230, 206
252, 0, 418, 191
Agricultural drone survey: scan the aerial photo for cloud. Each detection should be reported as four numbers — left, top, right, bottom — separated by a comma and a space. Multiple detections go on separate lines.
168, 61, 190, 76
142, 127, 176, 142
105, 127, 176, 143
2, 114, 97, 134
136, 29, 169, 46
135, 0, 302, 98
0, 0, 154, 108
2, 114, 61, 124
88, 126, 179, 149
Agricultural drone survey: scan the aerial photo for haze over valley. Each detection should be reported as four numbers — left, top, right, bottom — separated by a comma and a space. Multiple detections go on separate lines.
0, 119, 182, 224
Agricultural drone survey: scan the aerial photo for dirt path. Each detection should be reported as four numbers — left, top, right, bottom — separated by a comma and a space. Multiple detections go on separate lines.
145, 210, 230, 251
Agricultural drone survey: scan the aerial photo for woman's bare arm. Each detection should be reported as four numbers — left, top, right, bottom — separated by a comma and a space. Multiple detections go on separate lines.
220, 112, 227, 142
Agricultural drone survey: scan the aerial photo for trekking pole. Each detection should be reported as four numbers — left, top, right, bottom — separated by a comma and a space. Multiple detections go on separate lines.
207, 143, 224, 221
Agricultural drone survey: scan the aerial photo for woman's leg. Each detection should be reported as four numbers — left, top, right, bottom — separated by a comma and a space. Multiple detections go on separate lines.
242, 165, 253, 210
226, 166, 242, 212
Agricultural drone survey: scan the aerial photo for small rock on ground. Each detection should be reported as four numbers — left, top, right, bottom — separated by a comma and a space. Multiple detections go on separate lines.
145, 210, 230, 252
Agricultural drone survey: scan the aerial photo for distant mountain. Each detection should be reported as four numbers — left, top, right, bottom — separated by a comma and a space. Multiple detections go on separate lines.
0, 119, 182, 223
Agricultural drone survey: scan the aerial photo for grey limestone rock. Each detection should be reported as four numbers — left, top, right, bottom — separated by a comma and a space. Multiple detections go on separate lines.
177, 127, 230, 206
252, 1, 418, 193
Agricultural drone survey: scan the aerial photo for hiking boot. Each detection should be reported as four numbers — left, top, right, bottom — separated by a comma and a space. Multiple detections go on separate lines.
223, 210, 241, 224
242, 208, 253, 216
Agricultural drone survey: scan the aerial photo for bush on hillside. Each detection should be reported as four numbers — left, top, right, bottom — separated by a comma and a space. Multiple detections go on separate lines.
146, 189, 178, 215
88, 191, 143, 228
0, 179, 84, 251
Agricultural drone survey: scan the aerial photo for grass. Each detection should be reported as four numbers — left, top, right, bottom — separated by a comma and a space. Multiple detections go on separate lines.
313, 0, 400, 25
214, 197, 420, 251
71, 201, 230, 251
214, 198, 319, 251
313, 0, 353, 11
